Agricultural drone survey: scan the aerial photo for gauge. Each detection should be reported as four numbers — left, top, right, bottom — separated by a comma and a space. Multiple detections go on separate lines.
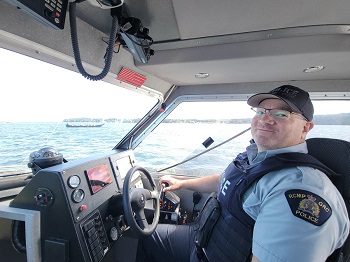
68, 175, 81, 188
72, 189, 85, 203
109, 226, 119, 241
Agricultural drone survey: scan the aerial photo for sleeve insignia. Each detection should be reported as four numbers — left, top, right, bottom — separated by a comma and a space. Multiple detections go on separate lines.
284, 189, 332, 226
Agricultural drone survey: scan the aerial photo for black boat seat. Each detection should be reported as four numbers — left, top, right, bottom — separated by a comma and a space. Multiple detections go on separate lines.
306, 138, 350, 262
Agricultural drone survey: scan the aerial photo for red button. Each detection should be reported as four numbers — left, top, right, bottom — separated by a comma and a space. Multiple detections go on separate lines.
80, 205, 88, 212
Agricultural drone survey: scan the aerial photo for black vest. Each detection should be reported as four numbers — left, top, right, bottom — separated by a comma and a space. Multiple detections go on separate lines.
202, 152, 336, 262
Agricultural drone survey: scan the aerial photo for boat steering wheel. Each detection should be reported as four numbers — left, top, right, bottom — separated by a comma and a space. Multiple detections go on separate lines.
122, 166, 160, 237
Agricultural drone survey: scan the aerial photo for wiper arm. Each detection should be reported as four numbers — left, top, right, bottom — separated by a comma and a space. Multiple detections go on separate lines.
157, 127, 251, 172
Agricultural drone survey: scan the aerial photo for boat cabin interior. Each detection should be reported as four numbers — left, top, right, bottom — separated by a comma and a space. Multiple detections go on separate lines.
0, 0, 350, 261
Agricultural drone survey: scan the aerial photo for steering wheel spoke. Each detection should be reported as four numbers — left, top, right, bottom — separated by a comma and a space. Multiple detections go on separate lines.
134, 210, 150, 230
122, 166, 160, 237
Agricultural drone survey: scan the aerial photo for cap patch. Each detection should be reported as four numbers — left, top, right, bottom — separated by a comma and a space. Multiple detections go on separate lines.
271, 86, 299, 100
285, 189, 332, 226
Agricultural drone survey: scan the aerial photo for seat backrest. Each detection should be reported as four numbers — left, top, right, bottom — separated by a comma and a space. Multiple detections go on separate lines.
306, 138, 350, 261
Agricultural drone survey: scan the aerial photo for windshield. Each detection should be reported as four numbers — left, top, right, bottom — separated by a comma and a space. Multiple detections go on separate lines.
134, 100, 350, 177
0, 48, 157, 175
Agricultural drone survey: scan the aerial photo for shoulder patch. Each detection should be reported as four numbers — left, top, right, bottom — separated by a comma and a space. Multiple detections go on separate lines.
284, 189, 332, 226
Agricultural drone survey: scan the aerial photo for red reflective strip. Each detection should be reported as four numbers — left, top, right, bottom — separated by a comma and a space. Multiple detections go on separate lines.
117, 67, 147, 87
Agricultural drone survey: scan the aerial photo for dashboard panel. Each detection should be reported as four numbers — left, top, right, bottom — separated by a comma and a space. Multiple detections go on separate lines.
9, 149, 137, 262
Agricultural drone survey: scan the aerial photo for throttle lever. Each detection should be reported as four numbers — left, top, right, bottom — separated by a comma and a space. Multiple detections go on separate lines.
159, 183, 169, 203
159, 182, 169, 209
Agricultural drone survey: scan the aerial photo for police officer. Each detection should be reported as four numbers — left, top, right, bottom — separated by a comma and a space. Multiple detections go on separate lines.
136, 85, 349, 262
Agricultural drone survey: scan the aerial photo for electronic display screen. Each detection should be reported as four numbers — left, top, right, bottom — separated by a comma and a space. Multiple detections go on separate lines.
85, 164, 113, 194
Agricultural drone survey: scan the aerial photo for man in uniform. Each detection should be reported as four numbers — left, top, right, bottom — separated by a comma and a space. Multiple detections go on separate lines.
136, 85, 349, 262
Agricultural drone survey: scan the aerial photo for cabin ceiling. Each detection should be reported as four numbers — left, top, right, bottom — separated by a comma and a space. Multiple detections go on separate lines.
75, 0, 350, 87
1, 0, 350, 95
77, 0, 350, 42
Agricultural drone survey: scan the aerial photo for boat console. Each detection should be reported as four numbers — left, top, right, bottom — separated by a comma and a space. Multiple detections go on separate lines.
7, 149, 140, 262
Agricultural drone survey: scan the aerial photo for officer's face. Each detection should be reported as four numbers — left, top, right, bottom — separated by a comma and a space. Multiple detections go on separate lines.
251, 99, 314, 152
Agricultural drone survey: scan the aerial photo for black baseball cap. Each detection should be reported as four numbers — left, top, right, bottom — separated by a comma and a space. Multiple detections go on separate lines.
247, 85, 314, 121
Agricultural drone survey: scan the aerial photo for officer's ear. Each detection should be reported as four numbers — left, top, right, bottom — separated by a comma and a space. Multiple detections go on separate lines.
301, 121, 314, 140
304, 121, 314, 132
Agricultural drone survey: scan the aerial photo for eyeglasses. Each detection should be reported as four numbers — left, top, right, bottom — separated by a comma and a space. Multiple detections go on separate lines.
251, 107, 307, 121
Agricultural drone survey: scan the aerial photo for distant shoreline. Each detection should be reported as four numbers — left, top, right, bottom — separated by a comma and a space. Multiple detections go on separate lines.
63, 112, 350, 125
2, 113, 350, 125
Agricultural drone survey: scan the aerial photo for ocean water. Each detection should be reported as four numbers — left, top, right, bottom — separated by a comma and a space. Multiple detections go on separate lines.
0, 122, 134, 173
1, 122, 349, 175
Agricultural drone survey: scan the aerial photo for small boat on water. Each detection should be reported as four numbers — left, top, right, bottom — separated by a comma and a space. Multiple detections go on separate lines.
66, 123, 104, 127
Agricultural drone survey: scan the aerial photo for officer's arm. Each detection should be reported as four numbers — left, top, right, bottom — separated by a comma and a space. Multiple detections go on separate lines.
159, 173, 221, 193
252, 255, 260, 262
